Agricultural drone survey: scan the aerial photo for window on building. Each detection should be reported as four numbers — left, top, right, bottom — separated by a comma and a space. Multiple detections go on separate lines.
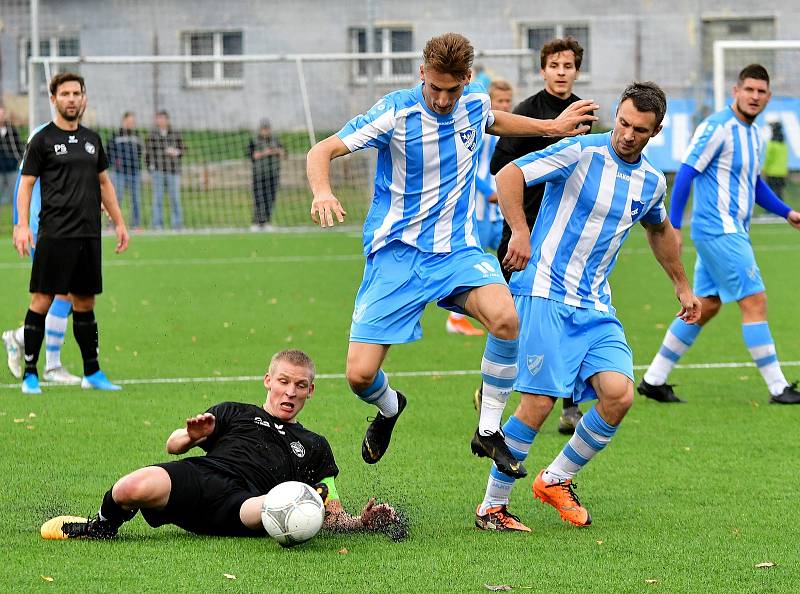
523, 23, 590, 75
183, 31, 243, 87
351, 26, 414, 83
19, 36, 80, 93
701, 17, 775, 83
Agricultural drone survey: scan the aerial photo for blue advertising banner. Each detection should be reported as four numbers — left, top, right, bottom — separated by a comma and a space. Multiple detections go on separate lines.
642, 97, 800, 172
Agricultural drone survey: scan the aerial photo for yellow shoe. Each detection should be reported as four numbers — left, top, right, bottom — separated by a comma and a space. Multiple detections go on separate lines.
532, 470, 591, 527
41, 516, 88, 540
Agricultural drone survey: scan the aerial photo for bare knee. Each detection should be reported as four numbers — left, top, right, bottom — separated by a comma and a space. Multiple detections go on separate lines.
739, 292, 767, 323
345, 358, 377, 393
29, 293, 54, 314
71, 294, 96, 312
486, 309, 518, 340
112, 467, 170, 508
595, 377, 634, 426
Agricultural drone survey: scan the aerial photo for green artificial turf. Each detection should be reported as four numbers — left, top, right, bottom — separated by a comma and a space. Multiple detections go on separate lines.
1, 225, 798, 593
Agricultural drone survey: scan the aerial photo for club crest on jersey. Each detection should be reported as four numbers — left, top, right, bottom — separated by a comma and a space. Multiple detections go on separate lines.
527, 354, 544, 376
459, 127, 478, 152
290, 441, 306, 458
84, 141, 96, 155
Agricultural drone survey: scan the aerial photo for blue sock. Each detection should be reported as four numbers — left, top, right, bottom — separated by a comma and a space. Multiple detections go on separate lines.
479, 415, 537, 512
545, 406, 617, 481
479, 334, 518, 435
354, 369, 399, 417
45, 297, 72, 371
643, 318, 702, 385
742, 322, 788, 396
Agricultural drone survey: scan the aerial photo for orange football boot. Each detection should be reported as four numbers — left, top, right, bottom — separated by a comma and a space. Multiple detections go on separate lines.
446, 314, 484, 336
475, 505, 531, 532
532, 470, 591, 527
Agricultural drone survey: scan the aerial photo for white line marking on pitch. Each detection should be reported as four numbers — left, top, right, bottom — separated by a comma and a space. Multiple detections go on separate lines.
1, 360, 798, 389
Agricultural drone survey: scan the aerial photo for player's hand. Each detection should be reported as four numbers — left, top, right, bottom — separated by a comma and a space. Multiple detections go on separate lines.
502, 229, 531, 273
186, 413, 215, 441
787, 210, 800, 230
360, 497, 397, 530
115, 224, 129, 254
12, 224, 33, 257
487, 192, 499, 204
310, 192, 347, 227
676, 288, 701, 324
551, 99, 599, 137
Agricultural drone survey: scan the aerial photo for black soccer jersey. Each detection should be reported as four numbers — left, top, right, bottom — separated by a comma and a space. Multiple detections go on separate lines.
21, 122, 108, 239
198, 402, 339, 494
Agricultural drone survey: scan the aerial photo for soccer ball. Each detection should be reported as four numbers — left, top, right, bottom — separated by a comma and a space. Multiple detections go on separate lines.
261, 481, 325, 547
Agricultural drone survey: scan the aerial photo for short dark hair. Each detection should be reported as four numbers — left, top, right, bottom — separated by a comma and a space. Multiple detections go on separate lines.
540, 37, 584, 70
738, 64, 769, 86
122, 111, 134, 120
156, 110, 169, 118
422, 33, 474, 80
618, 81, 667, 127
49, 72, 85, 96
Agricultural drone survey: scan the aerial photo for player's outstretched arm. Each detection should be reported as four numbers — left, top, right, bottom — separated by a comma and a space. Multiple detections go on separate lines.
495, 163, 531, 273
166, 413, 216, 454
644, 219, 701, 324
307, 135, 351, 228
488, 99, 598, 138
323, 497, 399, 533
13, 175, 36, 257
99, 170, 129, 253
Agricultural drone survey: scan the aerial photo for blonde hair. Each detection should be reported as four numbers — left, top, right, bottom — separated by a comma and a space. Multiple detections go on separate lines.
489, 78, 512, 96
268, 349, 316, 381
422, 33, 474, 80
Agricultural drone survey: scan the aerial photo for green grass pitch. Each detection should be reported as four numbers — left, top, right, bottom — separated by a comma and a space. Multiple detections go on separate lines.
1, 224, 798, 593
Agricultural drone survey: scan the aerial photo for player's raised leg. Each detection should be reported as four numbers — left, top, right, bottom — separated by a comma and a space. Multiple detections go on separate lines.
72, 295, 121, 391
347, 341, 406, 464
534, 371, 633, 527
463, 283, 526, 479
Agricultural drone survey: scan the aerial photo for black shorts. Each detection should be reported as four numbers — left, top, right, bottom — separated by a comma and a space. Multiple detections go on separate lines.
30, 237, 102, 295
140, 458, 264, 537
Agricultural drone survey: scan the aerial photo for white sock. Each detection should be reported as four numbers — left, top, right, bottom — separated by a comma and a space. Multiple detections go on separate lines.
478, 384, 510, 435
44, 311, 69, 372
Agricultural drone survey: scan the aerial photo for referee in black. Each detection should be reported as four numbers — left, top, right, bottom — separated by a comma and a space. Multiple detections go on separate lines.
13, 72, 128, 394
489, 38, 592, 434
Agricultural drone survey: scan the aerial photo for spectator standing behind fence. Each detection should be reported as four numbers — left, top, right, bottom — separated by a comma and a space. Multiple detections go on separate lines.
0, 105, 24, 205
145, 111, 185, 229
763, 121, 789, 199
248, 119, 284, 230
108, 112, 143, 228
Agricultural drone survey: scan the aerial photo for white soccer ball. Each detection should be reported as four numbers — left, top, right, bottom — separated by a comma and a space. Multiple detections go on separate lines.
261, 481, 325, 547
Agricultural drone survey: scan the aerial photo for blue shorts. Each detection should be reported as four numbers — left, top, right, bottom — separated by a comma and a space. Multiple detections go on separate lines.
693, 233, 765, 303
350, 241, 506, 344
477, 218, 503, 252
514, 296, 633, 404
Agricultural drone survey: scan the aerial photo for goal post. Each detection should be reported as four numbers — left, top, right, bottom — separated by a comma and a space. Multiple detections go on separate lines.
27, 50, 535, 232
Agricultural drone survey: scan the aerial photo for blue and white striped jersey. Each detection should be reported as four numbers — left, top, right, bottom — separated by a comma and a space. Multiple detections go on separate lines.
12, 122, 48, 237
683, 106, 764, 240
474, 134, 502, 224
337, 82, 495, 255
509, 131, 667, 313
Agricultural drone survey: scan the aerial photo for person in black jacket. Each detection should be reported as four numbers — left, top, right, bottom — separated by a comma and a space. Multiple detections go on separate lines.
108, 112, 143, 227
0, 105, 24, 205
41, 349, 401, 540
488, 37, 592, 438
145, 111, 185, 229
